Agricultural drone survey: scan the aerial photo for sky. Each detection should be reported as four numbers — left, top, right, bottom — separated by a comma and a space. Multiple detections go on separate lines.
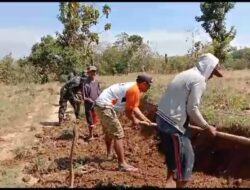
1, 2, 250, 59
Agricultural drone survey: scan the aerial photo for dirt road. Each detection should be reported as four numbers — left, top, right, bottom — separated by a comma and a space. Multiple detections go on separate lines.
0, 83, 63, 187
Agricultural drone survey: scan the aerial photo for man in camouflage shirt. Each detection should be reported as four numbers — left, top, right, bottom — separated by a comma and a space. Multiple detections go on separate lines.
68, 70, 77, 81
58, 73, 87, 126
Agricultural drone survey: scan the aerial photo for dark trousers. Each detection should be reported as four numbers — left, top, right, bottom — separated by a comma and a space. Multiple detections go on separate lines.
58, 89, 80, 120
156, 115, 194, 181
84, 103, 98, 125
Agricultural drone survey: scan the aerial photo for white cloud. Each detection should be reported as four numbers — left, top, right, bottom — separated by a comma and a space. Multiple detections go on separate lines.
99, 29, 211, 56
1, 26, 249, 59
0, 27, 57, 59
100, 29, 250, 56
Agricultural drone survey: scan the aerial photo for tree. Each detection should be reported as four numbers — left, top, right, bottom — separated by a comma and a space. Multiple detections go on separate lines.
128, 34, 143, 51
113, 33, 145, 73
28, 35, 62, 82
195, 2, 236, 63
57, 2, 81, 48
57, 2, 111, 67
128, 41, 154, 72
113, 32, 129, 50
0, 53, 14, 84
101, 46, 126, 75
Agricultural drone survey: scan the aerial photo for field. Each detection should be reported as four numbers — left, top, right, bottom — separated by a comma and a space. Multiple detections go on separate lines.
0, 70, 249, 187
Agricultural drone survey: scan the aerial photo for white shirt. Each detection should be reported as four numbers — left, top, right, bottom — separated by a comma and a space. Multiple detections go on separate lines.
95, 82, 136, 112
157, 53, 219, 134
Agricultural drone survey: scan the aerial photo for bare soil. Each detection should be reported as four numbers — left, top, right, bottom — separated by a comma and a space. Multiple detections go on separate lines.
24, 102, 250, 188
1, 84, 250, 188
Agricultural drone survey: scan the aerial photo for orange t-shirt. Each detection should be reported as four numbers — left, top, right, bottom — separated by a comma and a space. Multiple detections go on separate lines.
125, 84, 141, 111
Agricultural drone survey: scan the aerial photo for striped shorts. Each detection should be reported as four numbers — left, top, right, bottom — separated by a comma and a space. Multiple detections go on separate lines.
156, 115, 194, 181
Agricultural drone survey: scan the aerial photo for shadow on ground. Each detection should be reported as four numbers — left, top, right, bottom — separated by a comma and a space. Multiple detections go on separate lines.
40, 121, 59, 127
51, 103, 59, 107
54, 156, 106, 171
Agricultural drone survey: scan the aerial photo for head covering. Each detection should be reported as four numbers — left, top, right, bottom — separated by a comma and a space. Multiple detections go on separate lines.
88, 65, 97, 72
196, 53, 223, 80
136, 73, 153, 84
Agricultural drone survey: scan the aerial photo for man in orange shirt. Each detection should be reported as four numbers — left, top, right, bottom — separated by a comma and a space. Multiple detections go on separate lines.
95, 74, 156, 172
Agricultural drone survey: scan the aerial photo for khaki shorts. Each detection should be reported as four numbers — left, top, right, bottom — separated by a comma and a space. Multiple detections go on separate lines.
95, 105, 124, 139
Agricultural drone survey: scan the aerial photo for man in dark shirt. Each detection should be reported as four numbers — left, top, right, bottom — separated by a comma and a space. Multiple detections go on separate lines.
68, 70, 78, 81
58, 72, 87, 126
82, 66, 101, 140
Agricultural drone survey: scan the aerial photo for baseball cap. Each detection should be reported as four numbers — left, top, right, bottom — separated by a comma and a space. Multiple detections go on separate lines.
136, 74, 153, 84
88, 65, 97, 72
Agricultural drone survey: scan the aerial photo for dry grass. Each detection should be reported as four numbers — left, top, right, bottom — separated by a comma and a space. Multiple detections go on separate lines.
98, 72, 175, 89
0, 81, 61, 188
98, 70, 250, 101
0, 164, 27, 187
0, 83, 36, 132
98, 70, 250, 133
0, 82, 60, 135
0, 70, 248, 187
99, 69, 247, 92
1, 70, 248, 135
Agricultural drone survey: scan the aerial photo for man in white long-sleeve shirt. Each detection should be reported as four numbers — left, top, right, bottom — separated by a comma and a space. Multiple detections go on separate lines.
156, 53, 223, 188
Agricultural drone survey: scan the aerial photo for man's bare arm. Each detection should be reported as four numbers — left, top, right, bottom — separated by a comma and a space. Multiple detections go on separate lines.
132, 107, 151, 123
125, 109, 140, 125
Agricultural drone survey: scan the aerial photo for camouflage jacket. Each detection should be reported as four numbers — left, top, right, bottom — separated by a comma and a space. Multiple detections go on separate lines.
63, 76, 87, 101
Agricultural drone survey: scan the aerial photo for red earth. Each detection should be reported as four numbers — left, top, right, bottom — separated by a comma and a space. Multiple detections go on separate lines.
19, 105, 250, 188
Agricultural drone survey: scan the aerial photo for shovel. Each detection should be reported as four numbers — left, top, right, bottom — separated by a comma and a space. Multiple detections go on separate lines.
139, 121, 250, 146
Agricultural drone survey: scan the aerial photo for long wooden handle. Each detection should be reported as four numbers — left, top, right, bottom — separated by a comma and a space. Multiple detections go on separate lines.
69, 124, 78, 188
139, 121, 250, 145
190, 125, 250, 145
138, 121, 157, 127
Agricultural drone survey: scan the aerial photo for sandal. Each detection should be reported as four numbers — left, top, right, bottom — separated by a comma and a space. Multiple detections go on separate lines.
118, 164, 138, 172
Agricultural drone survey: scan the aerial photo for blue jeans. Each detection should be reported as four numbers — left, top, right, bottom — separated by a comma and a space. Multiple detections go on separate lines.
156, 115, 194, 181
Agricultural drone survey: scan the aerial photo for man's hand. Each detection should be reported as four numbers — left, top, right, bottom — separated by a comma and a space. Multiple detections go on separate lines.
138, 121, 157, 137
73, 97, 83, 104
131, 118, 141, 130
205, 125, 217, 137
149, 122, 157, 127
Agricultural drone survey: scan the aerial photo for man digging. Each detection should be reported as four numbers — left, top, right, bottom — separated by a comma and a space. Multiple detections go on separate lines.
58, 72, 88, 126
156, 53, 223, 188
95, 74, 156, 172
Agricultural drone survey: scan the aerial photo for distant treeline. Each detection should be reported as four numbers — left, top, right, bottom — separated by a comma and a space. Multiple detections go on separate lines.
1, 2, 247, 85
0, 41, 250, 85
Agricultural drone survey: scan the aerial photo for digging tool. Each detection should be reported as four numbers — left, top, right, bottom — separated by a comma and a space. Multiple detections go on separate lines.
189, 125, 250, 146
69, 123, 78, 188
138, 121, 157, 137
139, 121, 250, 145
139, 121, 157, 127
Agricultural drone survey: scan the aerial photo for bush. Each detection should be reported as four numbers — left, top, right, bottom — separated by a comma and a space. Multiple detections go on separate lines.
0, 54, 43, 85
